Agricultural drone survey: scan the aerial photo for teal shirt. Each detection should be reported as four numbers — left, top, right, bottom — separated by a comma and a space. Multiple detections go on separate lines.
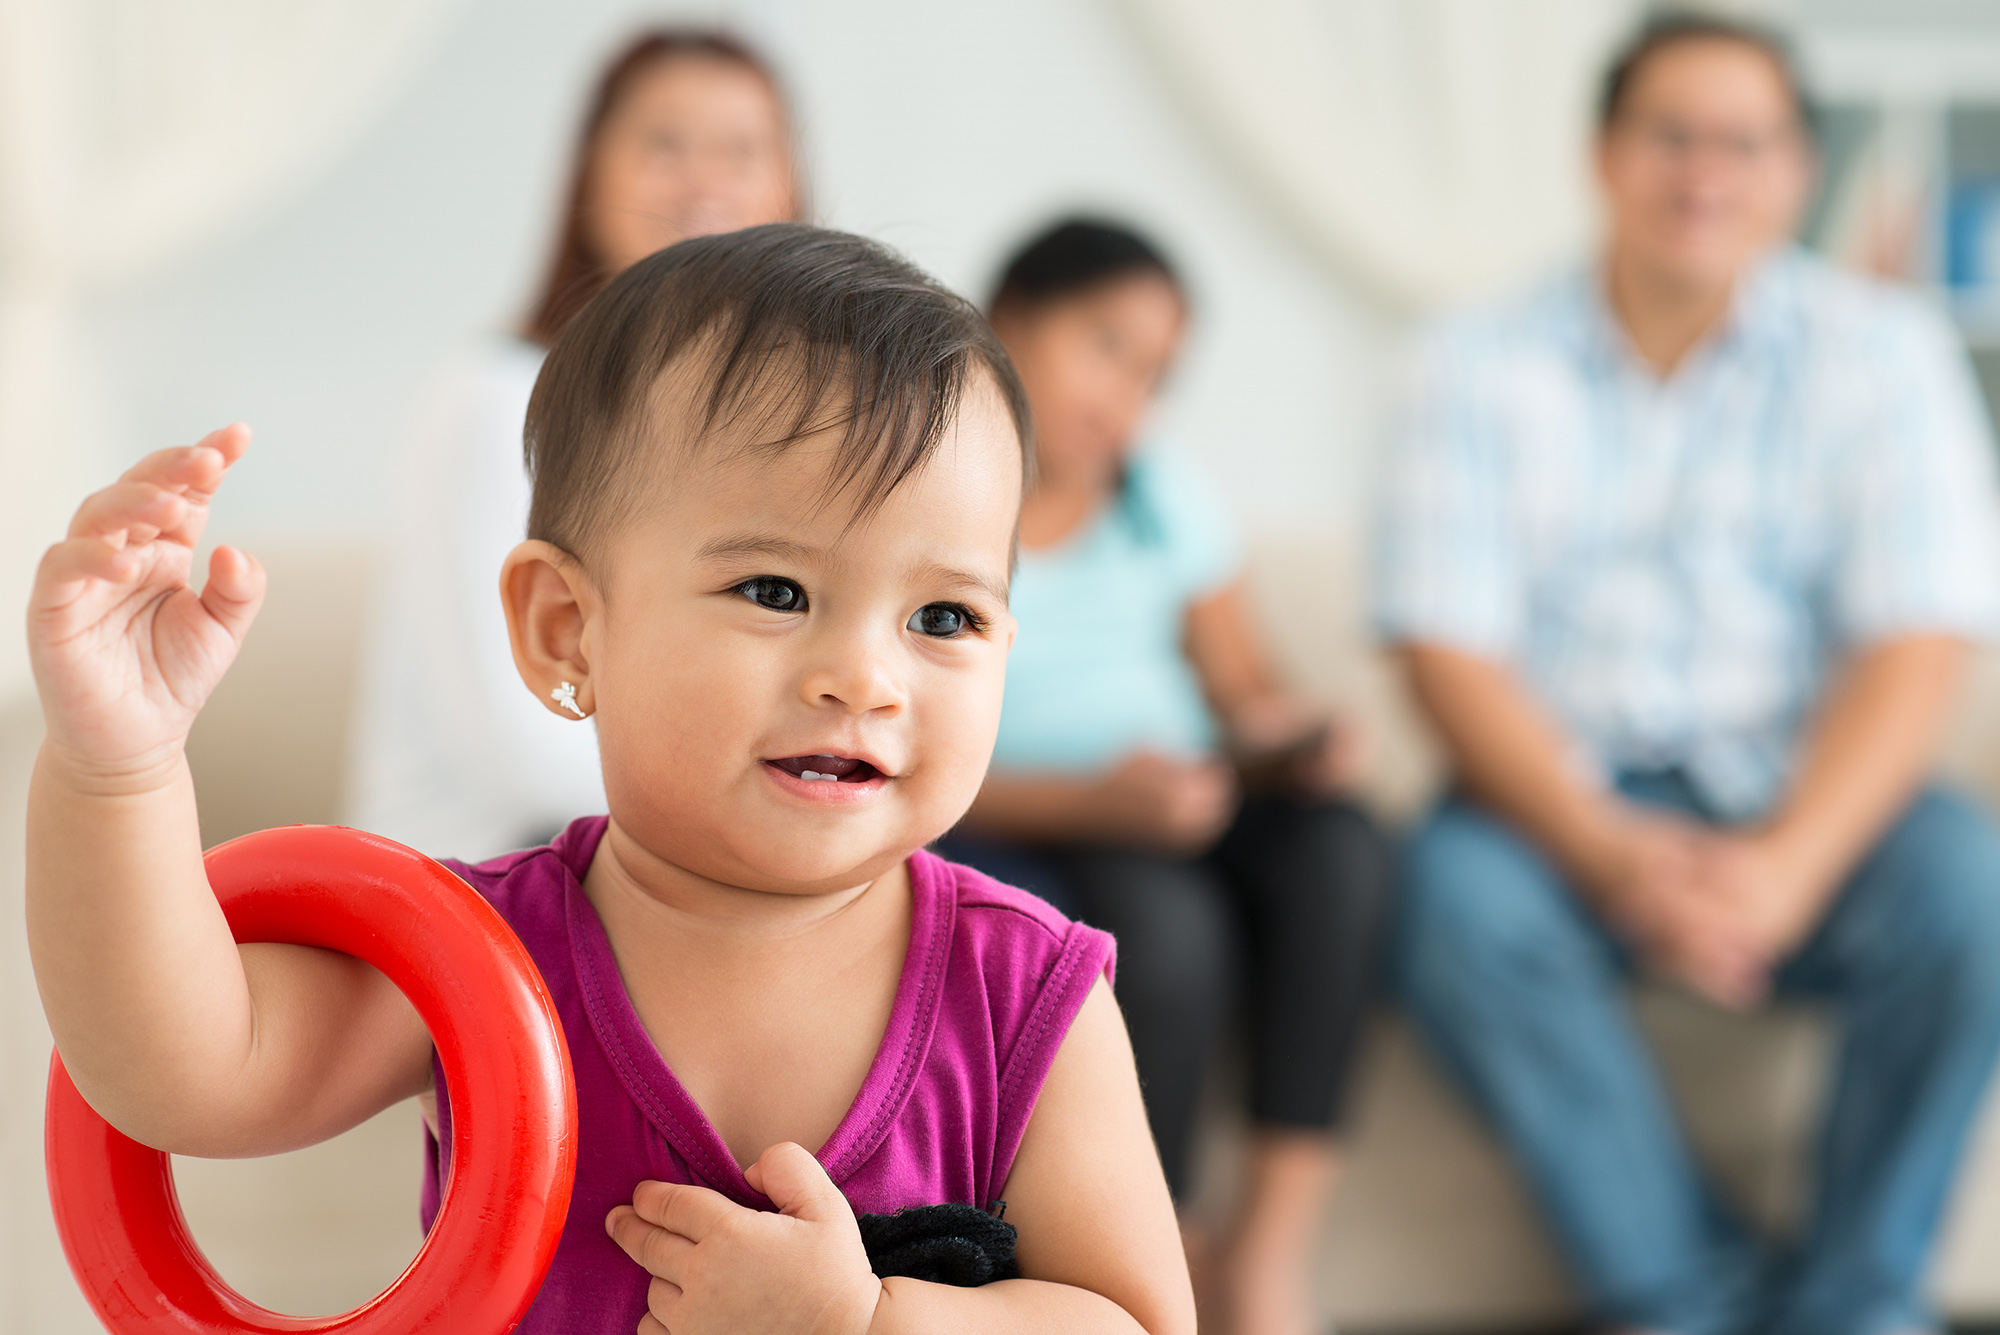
993, 451, 1241, 772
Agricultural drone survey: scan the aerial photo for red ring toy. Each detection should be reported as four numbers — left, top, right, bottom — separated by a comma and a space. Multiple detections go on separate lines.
44, 825, 577, 1333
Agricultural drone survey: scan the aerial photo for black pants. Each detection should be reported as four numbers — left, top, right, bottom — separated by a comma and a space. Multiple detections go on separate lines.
940, 797, 1391, 1201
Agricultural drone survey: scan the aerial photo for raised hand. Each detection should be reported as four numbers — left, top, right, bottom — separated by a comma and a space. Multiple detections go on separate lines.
608, 1142, 882, 1335
29, 425, 264, 787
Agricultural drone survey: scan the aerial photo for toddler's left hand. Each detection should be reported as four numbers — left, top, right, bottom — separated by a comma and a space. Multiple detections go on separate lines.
608, 1142, 883, 1335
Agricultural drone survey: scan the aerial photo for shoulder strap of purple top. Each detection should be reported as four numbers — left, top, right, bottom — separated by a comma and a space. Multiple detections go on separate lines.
982, 900, 1117, 1202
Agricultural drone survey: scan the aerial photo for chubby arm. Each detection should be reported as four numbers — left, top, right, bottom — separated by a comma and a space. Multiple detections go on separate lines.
608, 978, 1194, 1335
27, 427, 431, 1157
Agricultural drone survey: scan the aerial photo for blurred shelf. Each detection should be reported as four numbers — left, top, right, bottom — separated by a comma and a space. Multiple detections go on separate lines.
1805, 29, 2000, 104
1949, 293, 2000, 346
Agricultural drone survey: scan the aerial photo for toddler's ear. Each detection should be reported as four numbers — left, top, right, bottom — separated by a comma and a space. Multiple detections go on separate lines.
499, 540, 599, 719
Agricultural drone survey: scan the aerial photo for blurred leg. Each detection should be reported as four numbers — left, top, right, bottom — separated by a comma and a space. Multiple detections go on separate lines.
1209, 798, 1391, 1335
1399, 797, 1756, 1335
1216, 1131, 1340, 1335
1047, 847, 1236, 1204
1766, 788, 2000, 1335
1216, 798, 1392, 1136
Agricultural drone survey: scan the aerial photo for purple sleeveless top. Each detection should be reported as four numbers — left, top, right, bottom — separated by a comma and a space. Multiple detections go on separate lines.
419, 817, 1115, 1332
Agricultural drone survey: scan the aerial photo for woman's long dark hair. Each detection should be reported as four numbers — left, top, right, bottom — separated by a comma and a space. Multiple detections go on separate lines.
521, 30, 806, 347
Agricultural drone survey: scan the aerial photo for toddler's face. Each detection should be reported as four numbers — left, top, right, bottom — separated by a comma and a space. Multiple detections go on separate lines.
579, 382, 1021, 895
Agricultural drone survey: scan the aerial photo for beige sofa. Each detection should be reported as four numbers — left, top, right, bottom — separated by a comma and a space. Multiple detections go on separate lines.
4, 536, 1999, 1331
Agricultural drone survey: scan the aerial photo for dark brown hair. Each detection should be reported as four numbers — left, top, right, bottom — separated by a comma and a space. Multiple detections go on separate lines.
521, 30, 805, 348
1599, 11, 1815, 136
987, 217, 1182, 319
526, 223, 1032, 563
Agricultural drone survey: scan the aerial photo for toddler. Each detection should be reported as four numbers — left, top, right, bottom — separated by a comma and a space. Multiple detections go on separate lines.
26, 224, 1193, 1335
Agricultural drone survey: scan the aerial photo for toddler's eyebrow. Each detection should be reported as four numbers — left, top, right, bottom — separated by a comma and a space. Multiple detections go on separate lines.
911, 561, 1010, 607
697, 534, 819, 564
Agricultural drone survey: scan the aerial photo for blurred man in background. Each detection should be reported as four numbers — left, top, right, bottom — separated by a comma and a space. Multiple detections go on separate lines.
1376, 14, 2000, 1335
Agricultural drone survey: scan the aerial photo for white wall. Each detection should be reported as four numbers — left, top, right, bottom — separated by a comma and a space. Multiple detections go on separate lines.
76, 0, 1388, 554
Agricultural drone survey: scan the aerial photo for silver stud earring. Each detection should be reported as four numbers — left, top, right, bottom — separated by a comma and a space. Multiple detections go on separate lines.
550, 680, 586, 718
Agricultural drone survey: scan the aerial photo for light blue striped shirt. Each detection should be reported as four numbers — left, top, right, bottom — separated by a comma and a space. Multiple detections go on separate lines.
1374, 249, 2000, 819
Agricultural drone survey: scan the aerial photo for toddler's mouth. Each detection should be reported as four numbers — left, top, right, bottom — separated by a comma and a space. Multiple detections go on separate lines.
767, 754, 884, 784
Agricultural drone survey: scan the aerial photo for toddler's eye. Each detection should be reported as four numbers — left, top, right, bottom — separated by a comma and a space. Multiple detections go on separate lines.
737, 577, 807, 613
908, 603, 983, 639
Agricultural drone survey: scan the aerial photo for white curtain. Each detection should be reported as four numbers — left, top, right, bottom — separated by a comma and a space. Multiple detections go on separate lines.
0, 0, 463, 701
1101, 0, 1641, 312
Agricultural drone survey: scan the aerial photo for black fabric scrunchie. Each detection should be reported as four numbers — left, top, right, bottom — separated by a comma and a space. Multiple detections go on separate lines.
856, 1202, 1019, 1287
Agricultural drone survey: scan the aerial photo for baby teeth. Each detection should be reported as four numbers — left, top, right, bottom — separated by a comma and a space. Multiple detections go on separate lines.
800, 770, 838, 782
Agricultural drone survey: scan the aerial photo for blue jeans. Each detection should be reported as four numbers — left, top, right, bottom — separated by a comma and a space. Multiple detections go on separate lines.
1398, 774, 2000, 1335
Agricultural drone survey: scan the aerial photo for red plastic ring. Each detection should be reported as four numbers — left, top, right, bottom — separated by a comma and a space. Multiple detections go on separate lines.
44, 825, 577, 1333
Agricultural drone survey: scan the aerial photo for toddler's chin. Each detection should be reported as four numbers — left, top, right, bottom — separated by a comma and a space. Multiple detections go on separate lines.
719, 815, 931, 893
617, 771, 971, 892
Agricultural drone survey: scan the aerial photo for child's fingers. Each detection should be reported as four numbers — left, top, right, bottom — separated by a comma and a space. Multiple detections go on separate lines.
627, 1179, 741, 1240
745, 1142, 851, 1225
195, 421, 251, 467
606, 1204, 697, 1280
34, 535, 143, 601
158, 429, 248, 541
644, 1277, 683, 1330
119, 425, 248, 484
199, 546, 265, 641
114, 427, 249, 534
116, 443, 226, 498
66, 483, 191, 546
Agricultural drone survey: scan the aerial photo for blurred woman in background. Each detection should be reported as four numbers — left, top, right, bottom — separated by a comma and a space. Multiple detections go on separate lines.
942, 219, 1390, 1335
348, 30, 803, 856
